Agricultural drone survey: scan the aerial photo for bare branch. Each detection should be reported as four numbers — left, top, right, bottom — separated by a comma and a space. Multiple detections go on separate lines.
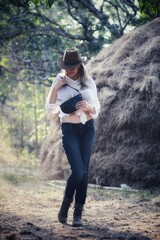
29, 8, 86, 40
66, 0, 93, 42
75, 0, 123, 38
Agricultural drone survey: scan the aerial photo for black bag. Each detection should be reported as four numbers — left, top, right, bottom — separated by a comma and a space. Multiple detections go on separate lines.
60, 85, 82, 114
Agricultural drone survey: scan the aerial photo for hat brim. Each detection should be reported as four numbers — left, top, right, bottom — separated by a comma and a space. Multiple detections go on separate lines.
57, 56, 87, 69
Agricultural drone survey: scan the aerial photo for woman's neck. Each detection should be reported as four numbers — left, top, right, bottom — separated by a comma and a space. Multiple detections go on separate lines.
67, 73, 79, 80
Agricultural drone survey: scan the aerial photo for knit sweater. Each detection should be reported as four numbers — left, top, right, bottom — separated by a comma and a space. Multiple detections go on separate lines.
45, 74, 100, 124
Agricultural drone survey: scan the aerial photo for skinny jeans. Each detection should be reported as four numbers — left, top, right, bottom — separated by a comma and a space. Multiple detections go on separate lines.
61, 119, 95, 205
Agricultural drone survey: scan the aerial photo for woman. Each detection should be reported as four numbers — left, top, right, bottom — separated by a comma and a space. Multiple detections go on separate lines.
45, 48, 100, 226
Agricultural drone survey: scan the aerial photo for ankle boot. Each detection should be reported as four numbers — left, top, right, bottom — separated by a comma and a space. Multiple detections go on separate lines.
72, 203, 84, 227
58, 197, 72, 224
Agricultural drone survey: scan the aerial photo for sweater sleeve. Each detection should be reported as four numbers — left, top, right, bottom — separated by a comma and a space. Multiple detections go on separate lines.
88, 77, 100, 119
45, 76, 60, 113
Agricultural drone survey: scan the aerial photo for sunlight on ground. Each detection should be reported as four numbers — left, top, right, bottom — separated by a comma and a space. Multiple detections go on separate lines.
0, 159, 160, 240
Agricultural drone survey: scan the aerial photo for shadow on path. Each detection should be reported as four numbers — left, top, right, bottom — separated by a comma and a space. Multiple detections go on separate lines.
0, 212, 151, 240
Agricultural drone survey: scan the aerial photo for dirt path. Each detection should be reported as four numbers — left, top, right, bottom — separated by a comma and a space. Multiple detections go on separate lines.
0, 166, 160, 240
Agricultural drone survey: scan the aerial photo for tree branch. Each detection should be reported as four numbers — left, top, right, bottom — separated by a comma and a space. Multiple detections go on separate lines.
77, 0, 121, 38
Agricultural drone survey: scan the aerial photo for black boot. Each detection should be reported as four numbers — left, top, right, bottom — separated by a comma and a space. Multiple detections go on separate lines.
72, 203, 83, 227
58, 197, 72, 224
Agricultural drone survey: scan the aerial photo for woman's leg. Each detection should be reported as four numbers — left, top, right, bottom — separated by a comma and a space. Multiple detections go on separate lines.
73, 120, 95, 226
58, 123, 84, 224
59, 121, 95, 225
75, 119, 95, 205
61, 123, 85, 200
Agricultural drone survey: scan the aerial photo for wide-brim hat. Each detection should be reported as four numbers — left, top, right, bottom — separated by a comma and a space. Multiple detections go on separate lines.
57, 48, 87, 69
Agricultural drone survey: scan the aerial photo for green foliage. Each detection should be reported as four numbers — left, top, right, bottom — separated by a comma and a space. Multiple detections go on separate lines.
1, 171, 39, 185
0, 0, 142, 98
0, 81, 48, 156
138, 0, 160, 19
30, 0, 56, 8
0, 0, 148, 158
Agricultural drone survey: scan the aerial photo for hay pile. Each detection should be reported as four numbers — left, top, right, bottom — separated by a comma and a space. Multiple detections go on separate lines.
40, 115, 68, 180
41, 18, 160, 189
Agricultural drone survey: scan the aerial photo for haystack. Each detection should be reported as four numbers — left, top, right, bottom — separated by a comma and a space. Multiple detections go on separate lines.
40, 115, 68, 180
41, 18, 160, 189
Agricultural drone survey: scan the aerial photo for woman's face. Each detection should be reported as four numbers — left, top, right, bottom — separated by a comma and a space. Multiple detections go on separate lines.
65, 65, 80, 80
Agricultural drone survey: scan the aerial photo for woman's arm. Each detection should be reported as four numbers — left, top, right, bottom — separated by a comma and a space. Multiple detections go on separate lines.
75, 77, 100, 118
49, 78, 67, 104
45, 76, 67, 112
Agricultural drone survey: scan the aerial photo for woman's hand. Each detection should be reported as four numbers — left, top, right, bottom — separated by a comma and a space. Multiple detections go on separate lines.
54, 76, 67, 90
49, 76, 67, 104
76, 100, 96, 114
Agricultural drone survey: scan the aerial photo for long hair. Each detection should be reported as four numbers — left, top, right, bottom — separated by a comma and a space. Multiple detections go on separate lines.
63, 64, 89, 88
78, 64, 89, 88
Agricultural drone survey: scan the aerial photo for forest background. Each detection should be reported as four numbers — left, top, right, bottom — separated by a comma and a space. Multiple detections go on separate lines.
0, 0, 159, 171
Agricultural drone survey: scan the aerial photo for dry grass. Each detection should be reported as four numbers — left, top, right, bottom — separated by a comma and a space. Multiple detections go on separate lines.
86, 18, 160, 189
41, 18, 160, 190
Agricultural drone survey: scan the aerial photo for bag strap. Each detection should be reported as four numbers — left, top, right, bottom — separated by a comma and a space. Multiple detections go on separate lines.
64, 84, 80, 93
59, 75, 80, 93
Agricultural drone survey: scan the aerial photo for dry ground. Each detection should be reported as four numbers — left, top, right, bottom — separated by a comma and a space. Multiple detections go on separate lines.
0, 165, 160, 240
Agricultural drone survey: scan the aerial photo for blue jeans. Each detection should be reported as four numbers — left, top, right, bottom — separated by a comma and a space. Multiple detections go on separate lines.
61, 119, 95, 205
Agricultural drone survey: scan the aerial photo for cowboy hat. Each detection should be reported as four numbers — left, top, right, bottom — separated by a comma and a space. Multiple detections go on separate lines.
57, 48, 87, 69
